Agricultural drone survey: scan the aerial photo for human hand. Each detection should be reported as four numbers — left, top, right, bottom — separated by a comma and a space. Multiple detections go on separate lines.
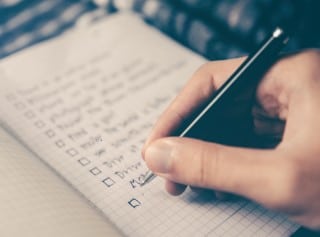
142, 50, 320, 230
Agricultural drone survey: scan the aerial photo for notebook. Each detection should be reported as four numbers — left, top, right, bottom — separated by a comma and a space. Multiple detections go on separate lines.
0, 12, 299, 237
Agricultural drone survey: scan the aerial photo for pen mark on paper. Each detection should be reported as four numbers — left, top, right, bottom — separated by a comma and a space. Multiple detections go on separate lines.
128, 198, 141, 208
90, 167, 102, 176
102, 177, 116, 187
78, 157, 91, 166
55, 139, 66, 148
45, 129, 56, 138
66, 148, 79, 157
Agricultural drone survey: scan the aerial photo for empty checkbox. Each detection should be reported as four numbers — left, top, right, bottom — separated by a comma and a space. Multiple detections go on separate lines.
35, 120, 45, 128
25, 111, 35, 119
128, 198, 141, 208
45, 129, 55, 138
66, 148, 78, 157
55, 140, 65, 148
6, 94, 16, 101
14, 102, 25, 110
90, 167, 102, 176
102, 177, 115, 187
78, 157, 91, 166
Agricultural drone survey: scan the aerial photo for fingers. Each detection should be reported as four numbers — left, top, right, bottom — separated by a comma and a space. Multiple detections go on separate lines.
255, 50, 320, 121
141, 50, 320, 230
142, 57, 245, 156
255, 50, 320, 145
144, 137, 286, 207
165, 180, 187, 196
252, 104, 285, 138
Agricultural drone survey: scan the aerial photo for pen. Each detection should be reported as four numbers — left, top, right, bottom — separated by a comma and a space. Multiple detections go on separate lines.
142, 26, 291, 186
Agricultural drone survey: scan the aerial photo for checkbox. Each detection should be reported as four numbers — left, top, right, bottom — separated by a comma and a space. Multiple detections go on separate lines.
6, 94, 16, 101
35, 120, 45, 128
90, 167, 102, 176
66, 148, 78, 157
55, 140, 65, 148
25, 111, 35, 119
128, 198, 141, 208
102, 177, 115, 187
14, 102, 25, 110
78, 157, 91, 166
45, 129, 55, 138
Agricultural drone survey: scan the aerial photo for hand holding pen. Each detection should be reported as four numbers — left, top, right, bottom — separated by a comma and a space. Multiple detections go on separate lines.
141, 32, 320, 230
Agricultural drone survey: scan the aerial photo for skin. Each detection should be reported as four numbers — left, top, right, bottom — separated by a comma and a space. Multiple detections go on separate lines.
142, 49, 320, 230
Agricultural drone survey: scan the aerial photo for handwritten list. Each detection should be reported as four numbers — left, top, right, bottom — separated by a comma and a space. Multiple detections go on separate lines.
0, 13, 298, 236
5, 51, 183, 190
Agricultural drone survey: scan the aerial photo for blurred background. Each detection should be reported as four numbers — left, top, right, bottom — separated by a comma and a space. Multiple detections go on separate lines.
0, 0, 319, 60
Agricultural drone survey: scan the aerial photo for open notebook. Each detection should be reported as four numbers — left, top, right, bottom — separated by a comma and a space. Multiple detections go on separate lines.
0, 12, 299, 237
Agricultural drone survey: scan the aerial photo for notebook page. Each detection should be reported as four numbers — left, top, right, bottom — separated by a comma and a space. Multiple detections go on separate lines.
0, 126, 123, 237
0, 13, 298, 237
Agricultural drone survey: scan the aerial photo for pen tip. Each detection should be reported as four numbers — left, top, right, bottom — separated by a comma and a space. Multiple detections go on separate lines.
141, 172, 156, 186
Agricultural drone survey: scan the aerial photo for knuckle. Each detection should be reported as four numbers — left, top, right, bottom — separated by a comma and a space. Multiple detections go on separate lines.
193, 62, 214, 77
192, 62, 217, 97
193, 145, 208, 187
194, 144, 220, 188
274, 49, 320, 99
192, 62, 216, 85
300, 49, 320, 72
301, 49, 320, 61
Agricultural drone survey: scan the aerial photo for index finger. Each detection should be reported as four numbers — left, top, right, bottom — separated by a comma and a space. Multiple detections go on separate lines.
142, 57, 245, 156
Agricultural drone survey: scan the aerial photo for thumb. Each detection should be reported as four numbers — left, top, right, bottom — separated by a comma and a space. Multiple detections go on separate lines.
144, 137, 284, 205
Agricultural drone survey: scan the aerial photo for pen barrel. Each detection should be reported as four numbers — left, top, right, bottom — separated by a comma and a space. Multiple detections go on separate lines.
176, 27, 289, 147
232, 27, 289, 86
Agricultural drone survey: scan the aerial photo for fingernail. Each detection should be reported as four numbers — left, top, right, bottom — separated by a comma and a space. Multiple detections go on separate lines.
145, 140, 173, 173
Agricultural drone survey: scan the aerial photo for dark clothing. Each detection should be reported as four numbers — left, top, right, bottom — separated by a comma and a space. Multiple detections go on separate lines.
0, 0, 319, 59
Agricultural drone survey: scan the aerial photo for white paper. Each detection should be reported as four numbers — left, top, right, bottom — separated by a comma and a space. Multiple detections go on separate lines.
0, 126, 123, 237
0, 13, 298, 237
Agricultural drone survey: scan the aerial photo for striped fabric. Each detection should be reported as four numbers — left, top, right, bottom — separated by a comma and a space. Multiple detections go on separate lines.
0, 0, 115, 59
115, 0, 319, 59
0, 0, 319, 60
